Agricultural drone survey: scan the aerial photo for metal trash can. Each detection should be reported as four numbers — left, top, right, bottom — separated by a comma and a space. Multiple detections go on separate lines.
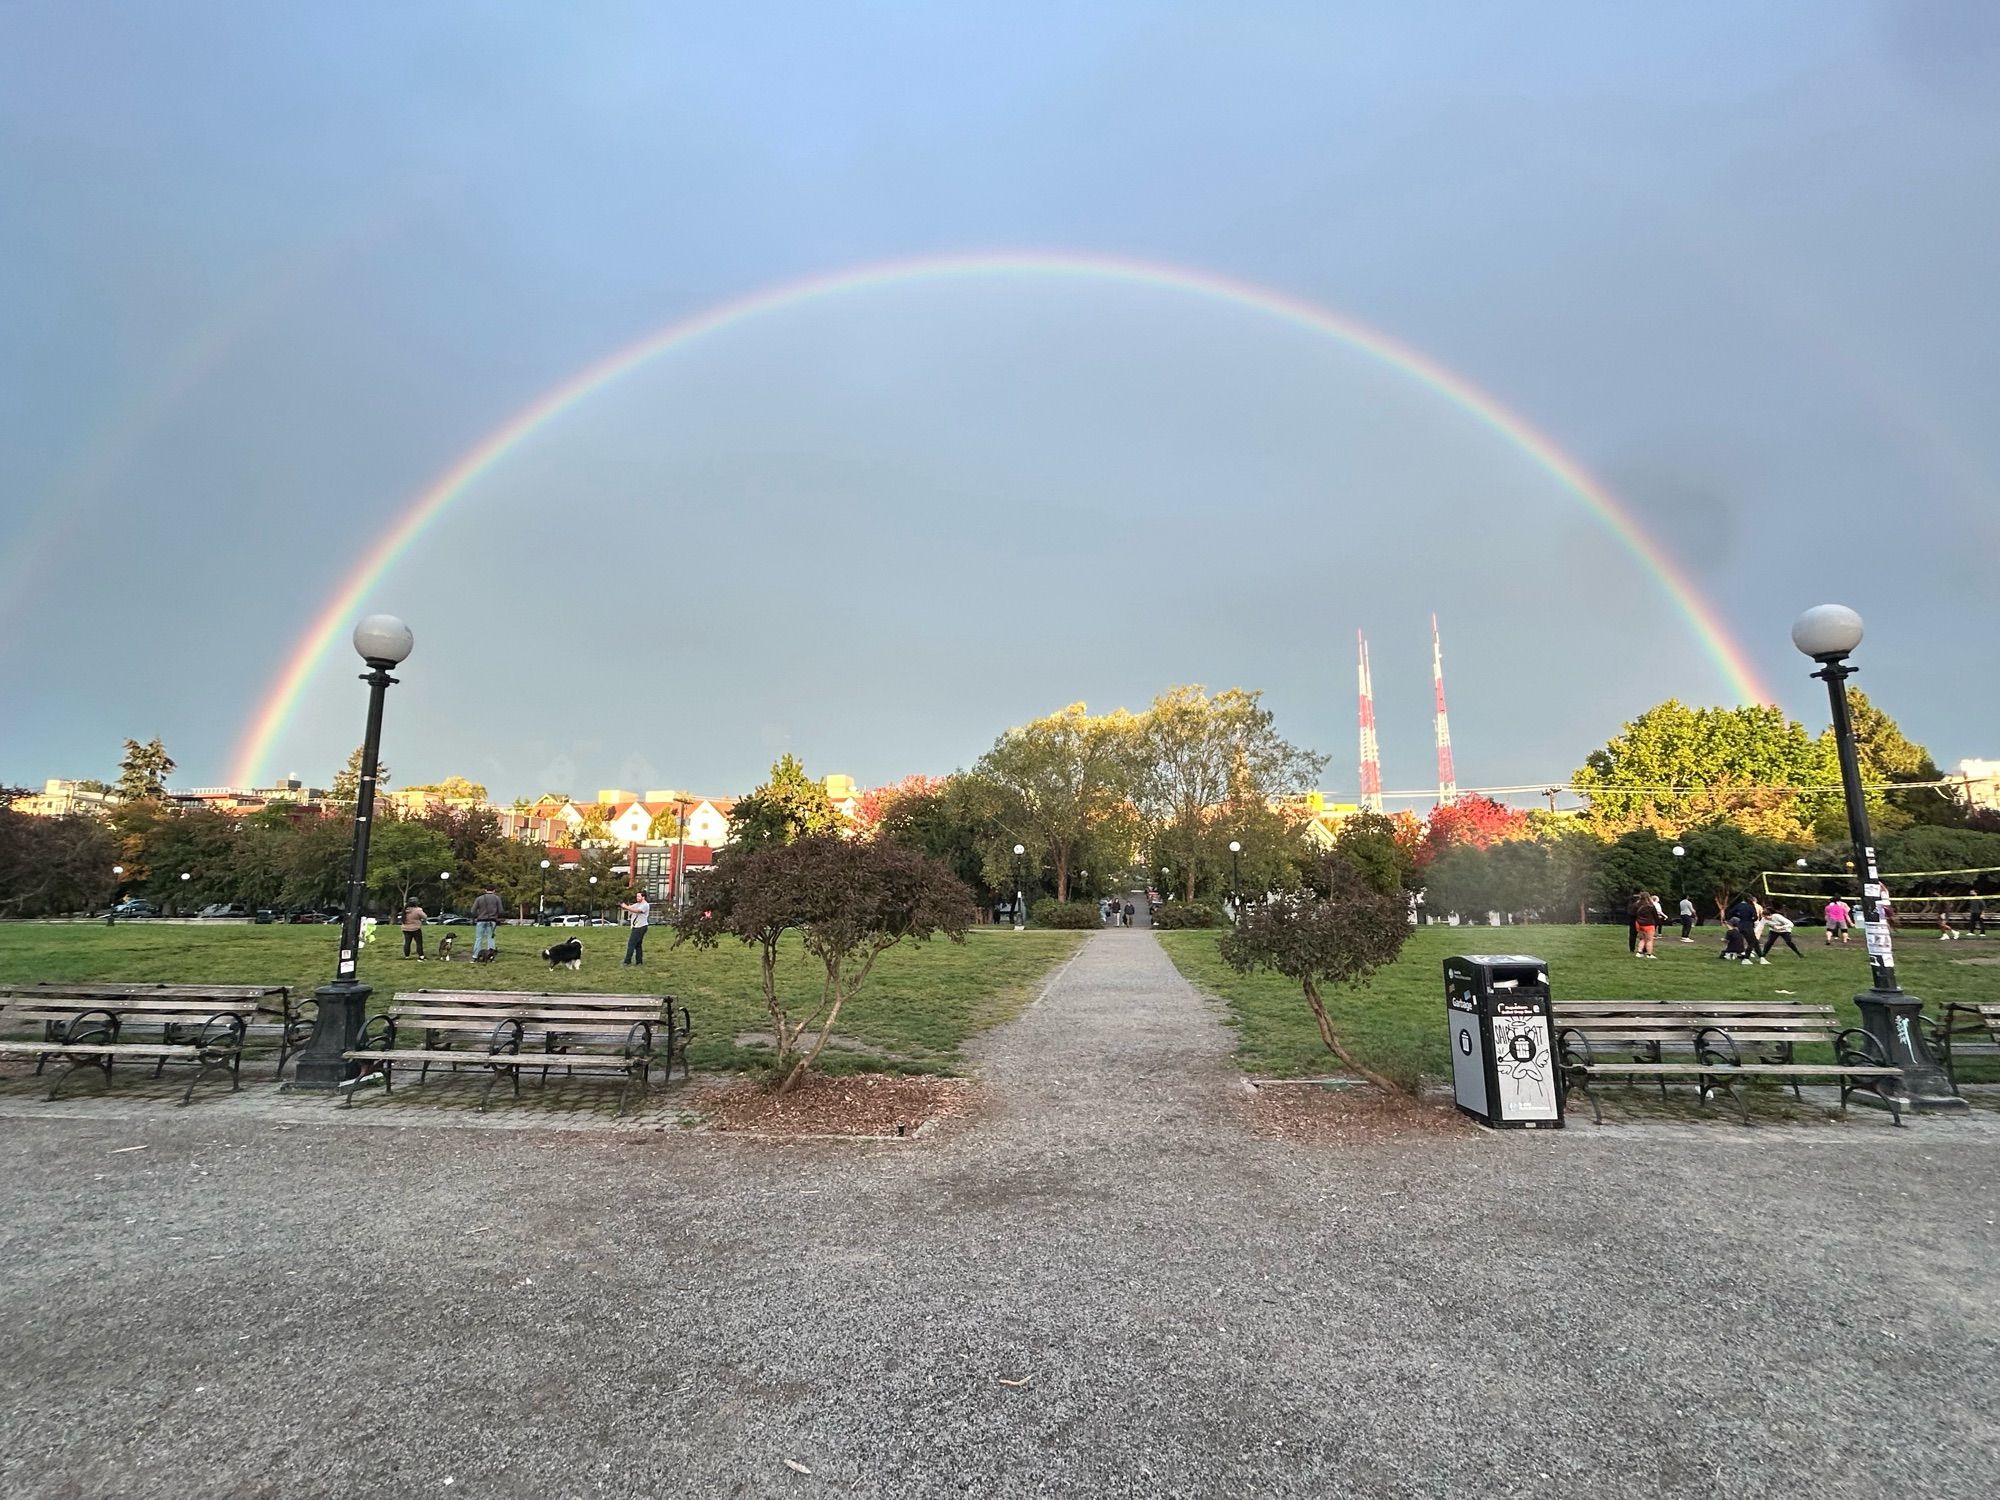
1444, 954, 1563, 1129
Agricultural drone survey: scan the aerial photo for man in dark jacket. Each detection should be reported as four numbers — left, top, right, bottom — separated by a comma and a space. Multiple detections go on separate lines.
471, 885, 505, 961
1725, 894, 1759, 961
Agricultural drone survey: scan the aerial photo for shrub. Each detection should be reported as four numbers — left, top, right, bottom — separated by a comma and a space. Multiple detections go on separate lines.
1030, 899, 1103, 929
1154, 901, 1226, 929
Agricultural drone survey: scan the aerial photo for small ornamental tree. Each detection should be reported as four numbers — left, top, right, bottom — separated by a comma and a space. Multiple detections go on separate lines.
672, 836, 975, 1091
1219, 853, 1414, 1094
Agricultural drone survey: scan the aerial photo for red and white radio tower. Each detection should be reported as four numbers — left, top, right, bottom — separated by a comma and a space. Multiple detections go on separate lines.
1431, 611, 1458, 805
1356, 630, 1383, 812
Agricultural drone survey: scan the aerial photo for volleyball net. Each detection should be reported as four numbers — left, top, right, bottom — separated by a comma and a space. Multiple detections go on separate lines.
1757, 866, 2000, 924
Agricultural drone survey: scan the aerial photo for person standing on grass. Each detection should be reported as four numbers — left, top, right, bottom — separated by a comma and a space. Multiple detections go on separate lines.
1727, 893, 1759, 962
1760, 909, 1803, 959
470, 884, 504, 960
620, 891, 651, 965
1970, 894, 1987, 937
1678, 895, 1696, 942
1631, 891, 1667, 958
1824, 896, 1851, 944
400, 900, 426, 959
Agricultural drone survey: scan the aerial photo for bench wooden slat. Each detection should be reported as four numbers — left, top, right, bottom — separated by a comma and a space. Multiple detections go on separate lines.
0, 1042, 203, 1058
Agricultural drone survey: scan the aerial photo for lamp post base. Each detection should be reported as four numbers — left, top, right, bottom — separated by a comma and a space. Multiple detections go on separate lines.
290, 979, 372, 1090
1855, 989, 1966, 1115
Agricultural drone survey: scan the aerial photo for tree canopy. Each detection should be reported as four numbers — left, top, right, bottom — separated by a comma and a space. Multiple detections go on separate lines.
115, 737, 175, 803
729, 754, 842, 849
971, 703, 1139, 902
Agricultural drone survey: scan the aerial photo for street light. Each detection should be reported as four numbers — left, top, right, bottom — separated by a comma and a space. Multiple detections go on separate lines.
1012, 844, 1026, 930
1228, 840, 1243, 922
294, 613, 413, 1091
589, 874, 599, 922
539, 858, 551, 920
1792, 603, 1962, 1114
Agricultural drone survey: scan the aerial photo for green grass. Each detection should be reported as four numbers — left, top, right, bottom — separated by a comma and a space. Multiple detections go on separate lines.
1160, 924, 2000, 1086
0, 922, 1085, 1077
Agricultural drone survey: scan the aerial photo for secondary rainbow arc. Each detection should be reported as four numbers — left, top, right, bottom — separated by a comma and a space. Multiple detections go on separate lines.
229, 250, 1771, 786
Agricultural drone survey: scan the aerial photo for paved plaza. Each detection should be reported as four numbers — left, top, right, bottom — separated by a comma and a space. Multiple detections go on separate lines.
2, 929, 1996, 1497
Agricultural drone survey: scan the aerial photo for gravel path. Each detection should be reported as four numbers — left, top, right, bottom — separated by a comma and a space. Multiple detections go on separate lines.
2, 930, 1997, 1498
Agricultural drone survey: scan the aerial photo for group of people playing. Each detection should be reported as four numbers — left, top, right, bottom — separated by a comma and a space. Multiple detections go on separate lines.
1623, 890, 1814, 963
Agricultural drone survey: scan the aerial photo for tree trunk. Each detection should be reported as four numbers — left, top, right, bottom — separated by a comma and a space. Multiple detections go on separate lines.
1054, 843, 1070, 903
1184, 865, 1197, 903
1301, 978, 1407, 1096
780, 993, 850, 1094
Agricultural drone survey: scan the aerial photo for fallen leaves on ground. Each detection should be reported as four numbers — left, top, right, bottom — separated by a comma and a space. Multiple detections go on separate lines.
703, 1072, 983, 1138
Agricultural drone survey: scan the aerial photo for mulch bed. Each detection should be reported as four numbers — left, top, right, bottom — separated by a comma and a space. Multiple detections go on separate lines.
1238, 1080, 1474, 1144
702, 1072, 983, 1138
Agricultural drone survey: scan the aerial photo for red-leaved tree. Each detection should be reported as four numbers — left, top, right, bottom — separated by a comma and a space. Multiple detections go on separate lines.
1419, 795, 1531, 866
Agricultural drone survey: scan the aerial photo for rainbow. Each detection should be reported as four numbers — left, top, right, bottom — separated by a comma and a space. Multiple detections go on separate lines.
229, 249, 1772, 785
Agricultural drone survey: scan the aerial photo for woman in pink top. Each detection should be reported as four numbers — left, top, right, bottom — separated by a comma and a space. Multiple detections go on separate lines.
1823, 898, 1852, 944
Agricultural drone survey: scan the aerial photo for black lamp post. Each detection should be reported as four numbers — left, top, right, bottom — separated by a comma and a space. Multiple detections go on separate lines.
1228, 840, 1242, 923
293, 614, 413, 1091
1012, 843, 1026, 929
1791, 604, 1964, 1114
538, 858, 550, 921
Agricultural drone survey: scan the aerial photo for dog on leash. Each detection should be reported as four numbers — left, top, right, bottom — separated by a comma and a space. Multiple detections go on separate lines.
435, 934, 455, 963
541, 936, 583, 972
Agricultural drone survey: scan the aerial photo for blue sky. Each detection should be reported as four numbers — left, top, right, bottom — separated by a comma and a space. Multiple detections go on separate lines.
3, 2, 1996, 801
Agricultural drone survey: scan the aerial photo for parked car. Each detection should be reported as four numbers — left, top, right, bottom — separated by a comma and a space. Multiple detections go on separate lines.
286, 910, 332, 924
107, 899, 160, 919
195, 903, 251, 920
553, 913, 591, 927
436, 914, 472, 926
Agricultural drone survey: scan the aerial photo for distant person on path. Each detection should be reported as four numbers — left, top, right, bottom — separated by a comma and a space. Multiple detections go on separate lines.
1760, 909, 1803, 958
471, 884, 504, 960
400, 901, 426, 959
1970, 894, 1987, 936
1122, 901, 1134, 927
1678, 896, 1696, 942
1631, 891, 1666, 958
620, 891, 651, 965
1823, 897, 1852, 944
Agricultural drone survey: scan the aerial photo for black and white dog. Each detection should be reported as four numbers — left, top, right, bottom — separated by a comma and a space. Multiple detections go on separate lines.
435, 934, 456, 963
541, 937, 583, 972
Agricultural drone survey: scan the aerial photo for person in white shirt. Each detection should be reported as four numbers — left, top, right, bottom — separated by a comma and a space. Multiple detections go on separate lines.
1760, 909, 1803, 959
620, 892, 651, 966
1677, 896, 1696, 942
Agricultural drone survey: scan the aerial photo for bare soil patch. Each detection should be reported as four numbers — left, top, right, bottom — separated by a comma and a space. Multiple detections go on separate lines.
1238, 1080, 1474, 1144
702, 1072, 984, 1138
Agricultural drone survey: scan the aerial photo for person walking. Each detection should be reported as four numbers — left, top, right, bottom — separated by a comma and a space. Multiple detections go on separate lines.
1631, 891, 1666, 958
620, 890, 651, 965
1122, 900, 1135, 928
1760, 909, 1803, 959
400, 900, 427, 959
1969, 894, 1987, 937
1677, 895, 1696, 942
471, 884, 504, 961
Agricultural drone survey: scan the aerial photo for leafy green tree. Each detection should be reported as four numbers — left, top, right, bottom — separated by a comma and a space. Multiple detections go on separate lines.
729, 754, 842, 849
331, 746, 389, 804
0, 809, 119, 916
1219, 852, 1415, 1094
1676, 823, 1798, 920
1138, 686, 1326, 900
1838, 689, 1960, 829
971, 703, 1140, 902
1572, 700, 1841, 844
876, 774, 1002, 900
1331, 811, 1421, 896
364, 817, 455, 914
1594, 828, 1681, 917
115, 736, 175, 803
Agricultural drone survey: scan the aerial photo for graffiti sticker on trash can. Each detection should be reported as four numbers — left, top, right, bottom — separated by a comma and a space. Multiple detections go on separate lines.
1490, 1001, 1558, 1122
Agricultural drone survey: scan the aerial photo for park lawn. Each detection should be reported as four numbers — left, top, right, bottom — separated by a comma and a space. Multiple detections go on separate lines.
0, 923, 1085, 1077
1160, 924, 2000, 1087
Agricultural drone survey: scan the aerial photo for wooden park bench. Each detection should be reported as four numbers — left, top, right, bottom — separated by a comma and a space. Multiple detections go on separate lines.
1931, 1002, 2000, 1092
340, 990, 691, 1115
0, 994, 254, 1104
1553, 999, 1903, 1125
0, 982, 303, 1076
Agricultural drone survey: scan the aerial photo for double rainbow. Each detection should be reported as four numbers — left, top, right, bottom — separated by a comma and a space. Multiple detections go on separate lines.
229, 249, 1769, 785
